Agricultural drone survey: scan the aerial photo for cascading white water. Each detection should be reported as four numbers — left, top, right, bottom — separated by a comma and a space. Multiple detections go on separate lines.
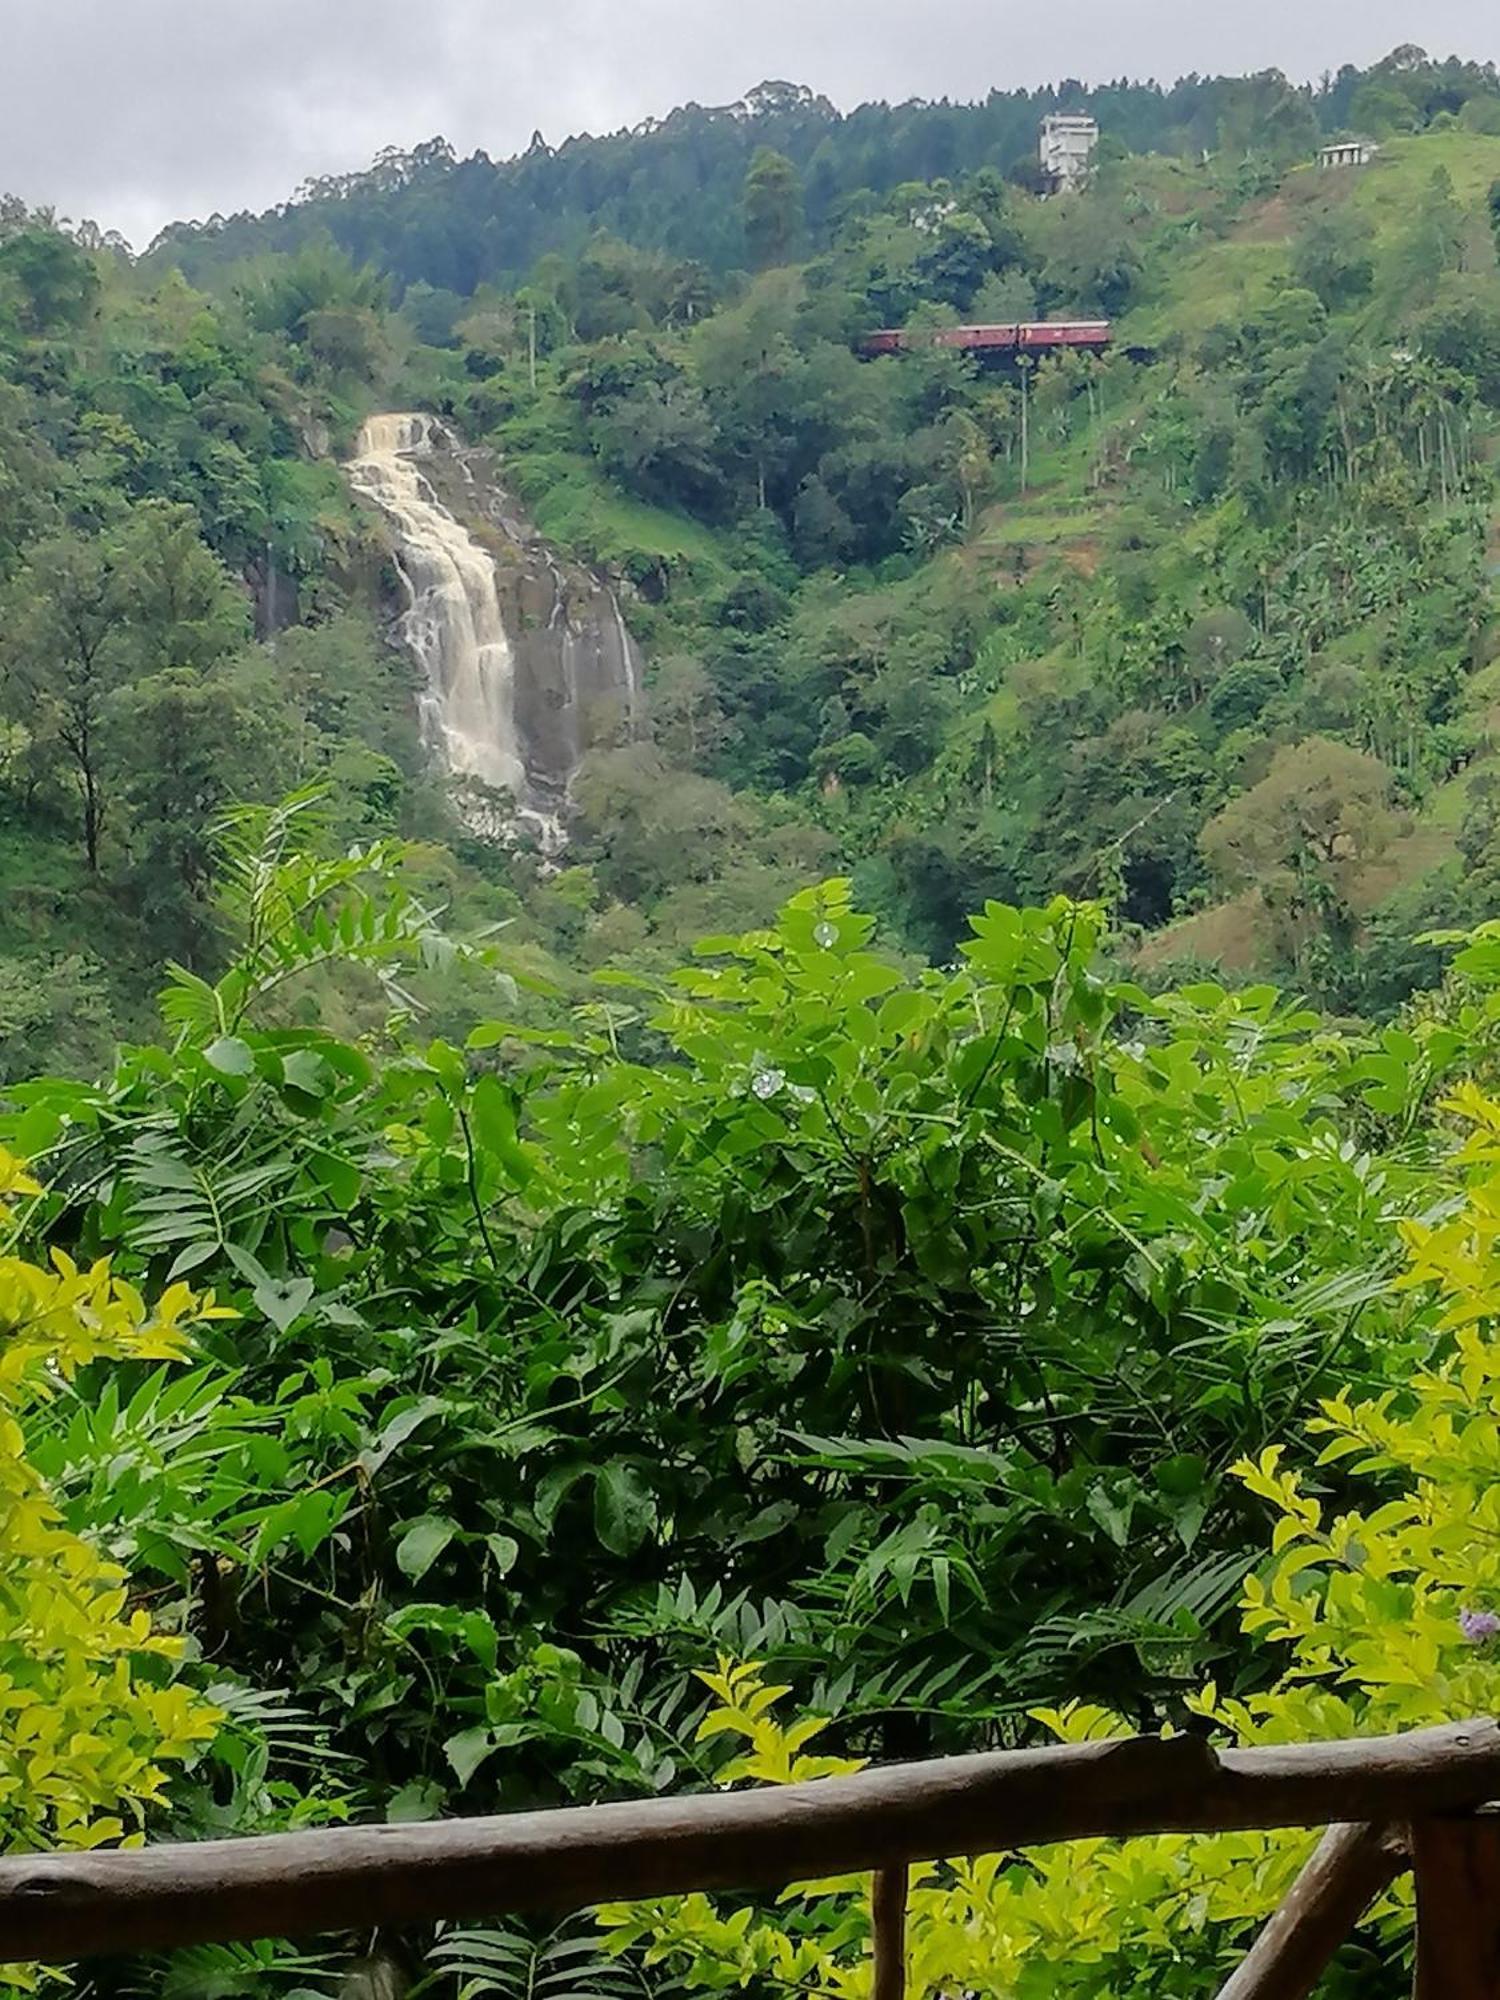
348, 412, 539, 827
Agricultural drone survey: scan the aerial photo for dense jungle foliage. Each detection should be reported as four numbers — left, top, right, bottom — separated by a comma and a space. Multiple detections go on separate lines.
7, 805, 1500, 1997
7, 38, 1500, 2000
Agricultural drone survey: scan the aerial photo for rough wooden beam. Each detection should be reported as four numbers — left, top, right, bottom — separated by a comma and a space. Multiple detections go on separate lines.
873, 1864, 908, 2000
1213, 1821, 1406, 2000
1, 1721, 1498, 1963
1412, 1814, 1500, 1997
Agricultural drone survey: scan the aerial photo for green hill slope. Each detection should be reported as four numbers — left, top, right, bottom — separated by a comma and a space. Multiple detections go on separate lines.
5, 50, 1500, 1076
431, 116, 1500, 1003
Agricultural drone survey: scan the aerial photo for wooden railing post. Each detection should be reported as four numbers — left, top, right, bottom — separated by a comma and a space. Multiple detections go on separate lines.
873, 1864, 908, 2000
1213, 1822, 1406, 2000
1412, 1815, 1500, 1996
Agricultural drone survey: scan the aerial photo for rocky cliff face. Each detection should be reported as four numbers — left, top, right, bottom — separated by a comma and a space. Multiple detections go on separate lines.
460, 457, 644, 817
347, 414, 643, 841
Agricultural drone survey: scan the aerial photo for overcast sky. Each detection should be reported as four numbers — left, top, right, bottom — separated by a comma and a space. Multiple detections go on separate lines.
4, 0, 1496, 250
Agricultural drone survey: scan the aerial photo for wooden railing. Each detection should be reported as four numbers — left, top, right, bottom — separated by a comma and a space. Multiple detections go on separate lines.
3, 1720, 1500, 1996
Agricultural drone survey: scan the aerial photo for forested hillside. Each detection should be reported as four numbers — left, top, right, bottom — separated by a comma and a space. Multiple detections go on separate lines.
152, 54, 1500, 286
9, 43, 1500, 1998
436, 109, 1500, 1002
7, 43, 1500, 1073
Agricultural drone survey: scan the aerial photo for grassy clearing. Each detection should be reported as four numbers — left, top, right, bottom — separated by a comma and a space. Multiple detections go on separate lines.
1135, 893, 1272, 974
1351, 130, 1500, 218
1122, 238, 1289, 347
501, 449, 731, 577
1121, 131, 1500, 350
975, 499, 1110, 548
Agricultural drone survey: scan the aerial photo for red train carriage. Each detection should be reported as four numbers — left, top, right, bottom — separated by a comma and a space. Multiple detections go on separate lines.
858, 320, 1111, 357
1017, 320, 1111, 349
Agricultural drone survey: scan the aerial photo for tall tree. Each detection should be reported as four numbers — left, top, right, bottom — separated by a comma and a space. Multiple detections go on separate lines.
1, 504, 245, 871
0, 225, 99, 334
111, 661, 293, 968
743, 149, 804, 270
1199, 736, 1398, 958
1290, 211, 1375, 311
4, 529, 133, 872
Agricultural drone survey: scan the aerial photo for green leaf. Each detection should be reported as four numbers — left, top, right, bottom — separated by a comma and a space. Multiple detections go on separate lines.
396, 1515, 457, 1581
471, 1074, 530, 1181
309, 1149, 361, 1211
253, 1276, 315, 1334
486, 1533, 520, 1576
1154, 1454, 1207, 1499
878, 990, 929, 1038
593, 1461, 656, 1558
444, 1726, 495, 1788
166, 1239, 220, 1280
1085, 1481, 1136, 1550
280, 1049, 331, 1100
535, 1462, 592, 1532
1170, 1493, 1210, 1552
823, 1509, 867, 1566
290, 1489, 343, 1558
205, 1036, 255, 1077
387, 1778, 446, 1822
932, 1554, 952, 1622
461, 1611, 500, 1670
360, 1397, 448, 1475
426, 1039, 466, 1091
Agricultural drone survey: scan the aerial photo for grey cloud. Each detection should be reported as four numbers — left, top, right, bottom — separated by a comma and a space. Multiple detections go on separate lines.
1, 0, 1495, 249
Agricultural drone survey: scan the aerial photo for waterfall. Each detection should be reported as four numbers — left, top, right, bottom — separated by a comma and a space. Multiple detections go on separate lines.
349, 412, 554, 840
349, 411, 645, 852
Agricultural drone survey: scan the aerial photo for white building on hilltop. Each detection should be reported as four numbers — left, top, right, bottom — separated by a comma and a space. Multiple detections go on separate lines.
1040, 113, 1099, 192
1318, 138, 1379, 169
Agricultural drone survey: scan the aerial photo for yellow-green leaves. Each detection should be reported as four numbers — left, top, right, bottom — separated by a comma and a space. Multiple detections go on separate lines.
692, 1658, 865, 1786
597, 1661, 868, 1995
0, 1146, 224, 1884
